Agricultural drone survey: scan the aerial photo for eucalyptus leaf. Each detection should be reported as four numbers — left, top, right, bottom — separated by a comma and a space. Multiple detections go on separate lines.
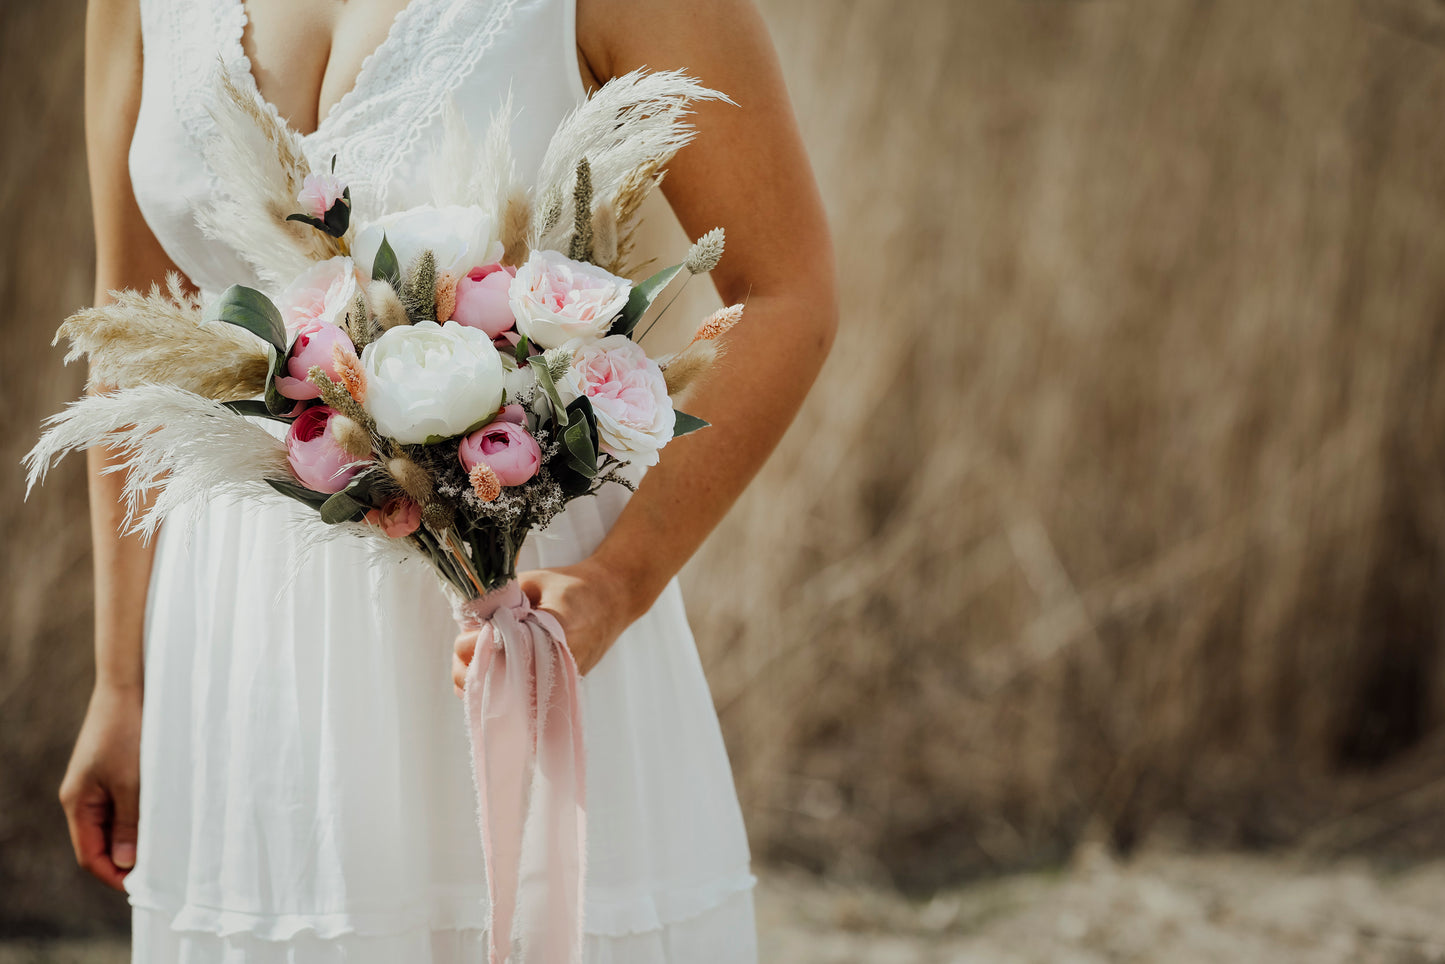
610, 263, 684, 338
205, 284, 288, 353
672, 409, 710, 437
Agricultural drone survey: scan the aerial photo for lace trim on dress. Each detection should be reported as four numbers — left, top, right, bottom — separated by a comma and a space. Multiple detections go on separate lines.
125, 869, 757, 941
167, 0, 520, 214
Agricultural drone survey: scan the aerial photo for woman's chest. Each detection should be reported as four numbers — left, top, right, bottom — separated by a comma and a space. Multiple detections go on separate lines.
239, 0, 417, 138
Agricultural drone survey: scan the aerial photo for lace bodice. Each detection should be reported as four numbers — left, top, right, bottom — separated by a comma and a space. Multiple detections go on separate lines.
130, 0, 587, 296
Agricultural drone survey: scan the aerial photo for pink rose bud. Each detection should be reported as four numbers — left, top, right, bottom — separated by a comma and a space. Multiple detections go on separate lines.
365, 496, 422, 538
451, 263, 516, 338
458, 420, 541, 488
275, 321, 358, 401
496, 403, 526, 424
297, 172, 347, 221
286, 405, 363, 494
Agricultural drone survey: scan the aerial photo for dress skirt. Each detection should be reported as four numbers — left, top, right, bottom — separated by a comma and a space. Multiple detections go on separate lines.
122, 480, 758, 962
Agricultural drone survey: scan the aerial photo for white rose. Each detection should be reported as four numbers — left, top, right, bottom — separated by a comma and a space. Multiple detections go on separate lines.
568, 334, 674, 467
509, 250, 632, 350
277, 256, 361, 335
361, 321, 505, 444
352, 205, 504, 279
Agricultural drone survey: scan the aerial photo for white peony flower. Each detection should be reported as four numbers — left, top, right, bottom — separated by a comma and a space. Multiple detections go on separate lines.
277, 256, 361, 335
509, 250, 632, 350
352, 205, 504, 280
361, 321, 505, 444
567, 334, 674, 466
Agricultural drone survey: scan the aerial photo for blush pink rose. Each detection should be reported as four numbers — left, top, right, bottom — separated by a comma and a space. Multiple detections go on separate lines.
275, 320, 358, 400
496, 403, 526, 424
451, 263, 516, 338
297, 172, 346, 221
365, 496, 421, 538
278, 257, 361, 335
570, 334, 675, 467
285, 405, 362, 494
458, 420, 541, 487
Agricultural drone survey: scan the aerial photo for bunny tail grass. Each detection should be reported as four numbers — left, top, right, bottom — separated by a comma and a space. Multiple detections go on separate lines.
23, 386, 292, 541
662, 338, 723, 397
196, 63, 343, 287
54, 273, 270, 400
532, 69, 732, 255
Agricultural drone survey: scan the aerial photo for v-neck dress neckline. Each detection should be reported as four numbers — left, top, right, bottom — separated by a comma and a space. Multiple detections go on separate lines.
231, 0, 431, 144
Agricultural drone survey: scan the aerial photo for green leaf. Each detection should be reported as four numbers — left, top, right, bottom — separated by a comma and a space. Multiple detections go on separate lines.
265, 477, 329, 510
513, 333, 530, 366
317, 468, 388, 524
672, 409, 710, 437
205, 284, 288, 354
527, 354, 570, 428
373, 233, 400, 286
223, 398, 291, 422
319, 490, 370, 524
263, 344, 292, 416
609, 263, 684, 338
562, 396, 598, 478
286, 212, 328, 231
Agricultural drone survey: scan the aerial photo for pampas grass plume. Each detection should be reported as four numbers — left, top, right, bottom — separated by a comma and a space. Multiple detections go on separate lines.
54, 273, 269, 400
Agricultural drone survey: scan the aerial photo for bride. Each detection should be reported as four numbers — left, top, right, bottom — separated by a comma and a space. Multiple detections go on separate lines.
63, 0, 835, 960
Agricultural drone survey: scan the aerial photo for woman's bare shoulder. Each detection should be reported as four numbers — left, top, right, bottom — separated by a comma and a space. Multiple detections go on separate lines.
575, 0, 773, 88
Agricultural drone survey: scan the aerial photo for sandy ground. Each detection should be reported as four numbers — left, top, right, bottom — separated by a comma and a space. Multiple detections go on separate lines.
5, 850, 1445, 964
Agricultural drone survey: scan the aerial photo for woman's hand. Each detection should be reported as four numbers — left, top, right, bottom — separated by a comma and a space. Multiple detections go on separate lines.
452, 558, 640, 695
58, 680, 143, 891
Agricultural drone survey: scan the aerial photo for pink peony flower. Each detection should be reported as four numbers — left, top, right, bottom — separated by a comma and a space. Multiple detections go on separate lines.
278, 256, 362, 335
286, 405, 363, 494
365, 496, 421, 538
496, 403, 526, 424
570, 334, 675, 467
458, 420, 541, 487
297, 172, 347, 221
275, 320, 359, 401
450, 263, 517, 337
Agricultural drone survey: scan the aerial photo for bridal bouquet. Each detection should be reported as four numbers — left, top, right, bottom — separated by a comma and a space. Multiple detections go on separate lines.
25, 67, 738, 964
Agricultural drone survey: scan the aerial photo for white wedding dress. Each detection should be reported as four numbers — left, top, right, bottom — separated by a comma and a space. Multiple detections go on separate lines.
121, 0, 758, 961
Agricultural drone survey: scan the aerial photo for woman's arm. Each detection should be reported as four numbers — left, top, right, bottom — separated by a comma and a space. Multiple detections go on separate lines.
59, 0, 186, 890
514, 0, 837, 675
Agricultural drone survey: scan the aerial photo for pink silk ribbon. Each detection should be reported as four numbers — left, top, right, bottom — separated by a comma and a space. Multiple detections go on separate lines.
455, 580, 586, 964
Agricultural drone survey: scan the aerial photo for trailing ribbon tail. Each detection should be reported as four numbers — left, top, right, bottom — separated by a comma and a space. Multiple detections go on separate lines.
459, 581, 587, 964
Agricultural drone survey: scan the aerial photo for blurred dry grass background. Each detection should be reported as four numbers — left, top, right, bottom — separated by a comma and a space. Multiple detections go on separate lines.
6, 0, 1445, 942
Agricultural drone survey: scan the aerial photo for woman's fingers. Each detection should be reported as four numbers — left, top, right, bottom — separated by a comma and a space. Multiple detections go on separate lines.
453, 631, 477, 698
60, 783, 127, 890
110, 778, 140, 872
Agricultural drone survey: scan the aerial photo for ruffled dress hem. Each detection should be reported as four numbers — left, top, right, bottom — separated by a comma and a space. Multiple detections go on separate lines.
125, 868, 758, 941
